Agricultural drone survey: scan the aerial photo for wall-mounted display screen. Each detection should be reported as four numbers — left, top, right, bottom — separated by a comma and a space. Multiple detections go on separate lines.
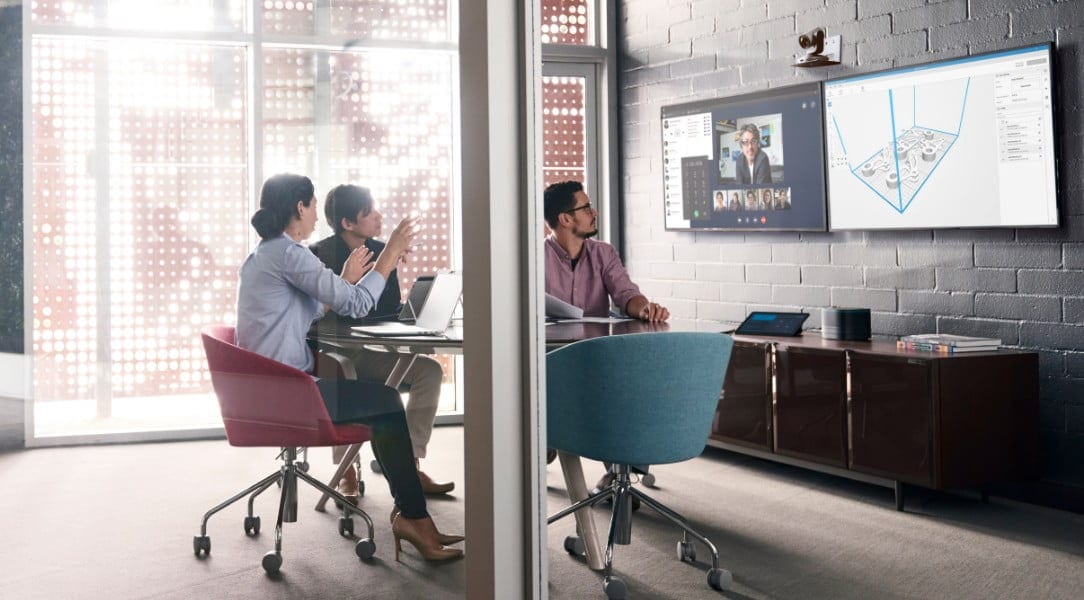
661, 82, 828, 231
824, 43, 1058, 230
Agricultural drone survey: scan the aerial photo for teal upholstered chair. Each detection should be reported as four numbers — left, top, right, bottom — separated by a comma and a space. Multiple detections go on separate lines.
547, 331, 735, 598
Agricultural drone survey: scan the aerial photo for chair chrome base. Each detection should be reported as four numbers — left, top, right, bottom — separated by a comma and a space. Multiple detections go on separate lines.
193, 447, 376, 574
548, 464, 733, 598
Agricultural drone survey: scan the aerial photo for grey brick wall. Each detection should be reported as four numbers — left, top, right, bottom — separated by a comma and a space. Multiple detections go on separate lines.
618, 0, 1084, 486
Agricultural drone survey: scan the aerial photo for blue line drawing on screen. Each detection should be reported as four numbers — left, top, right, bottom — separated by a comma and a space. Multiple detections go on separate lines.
833, 78, 971, 214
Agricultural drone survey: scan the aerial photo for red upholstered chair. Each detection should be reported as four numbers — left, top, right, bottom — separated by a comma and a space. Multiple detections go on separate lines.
194, 325, 375, 574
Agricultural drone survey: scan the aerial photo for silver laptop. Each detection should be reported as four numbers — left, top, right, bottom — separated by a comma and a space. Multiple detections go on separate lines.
353, 272, 461, 337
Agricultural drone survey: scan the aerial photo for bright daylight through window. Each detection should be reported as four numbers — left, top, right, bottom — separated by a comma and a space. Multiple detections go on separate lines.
29, 0, 458, 440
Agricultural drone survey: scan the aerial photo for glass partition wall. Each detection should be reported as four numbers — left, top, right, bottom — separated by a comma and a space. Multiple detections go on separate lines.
27, 1, 460, 443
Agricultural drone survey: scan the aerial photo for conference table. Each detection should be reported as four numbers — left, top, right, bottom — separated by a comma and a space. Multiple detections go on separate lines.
308, 317, 682, 571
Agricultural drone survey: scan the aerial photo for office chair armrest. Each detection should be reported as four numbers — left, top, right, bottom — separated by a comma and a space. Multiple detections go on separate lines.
314, 351, 357, 380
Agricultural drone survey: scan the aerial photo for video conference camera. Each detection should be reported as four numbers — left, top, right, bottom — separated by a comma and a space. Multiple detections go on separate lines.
798, 28, 825, 52
795, 27, 840, 68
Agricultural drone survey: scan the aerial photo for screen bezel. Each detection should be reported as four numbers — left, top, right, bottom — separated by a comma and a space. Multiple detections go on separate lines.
660, 81, 829, 232
823, 42, 1060, 231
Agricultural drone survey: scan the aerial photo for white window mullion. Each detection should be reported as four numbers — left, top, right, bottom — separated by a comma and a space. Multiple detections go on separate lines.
93, 42, 112, 418
249, 0, 263, 225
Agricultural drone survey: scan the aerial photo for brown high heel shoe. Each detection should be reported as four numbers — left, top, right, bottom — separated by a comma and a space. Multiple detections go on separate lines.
391, 514, 464, 562
334, 464, 359, 509
391, 507, 464, 545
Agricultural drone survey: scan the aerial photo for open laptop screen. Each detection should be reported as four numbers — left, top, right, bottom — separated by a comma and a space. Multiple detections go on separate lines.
351, 272, 462, 337
398, 275, 434, 322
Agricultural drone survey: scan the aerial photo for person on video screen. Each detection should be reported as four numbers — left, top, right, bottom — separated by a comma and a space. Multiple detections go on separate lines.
774, 188, 791, 210
761, 188, 774, 211
735, 123, 772, 185
744, 189, 759, 211
729, 191, 743, 211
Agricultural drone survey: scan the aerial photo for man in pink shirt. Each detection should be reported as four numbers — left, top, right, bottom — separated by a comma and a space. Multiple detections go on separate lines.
543, 180, 669, 321
543, 180, 667, 496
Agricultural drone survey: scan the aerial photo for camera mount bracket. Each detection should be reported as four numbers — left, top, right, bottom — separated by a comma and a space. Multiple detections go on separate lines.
795, 33, 841, 67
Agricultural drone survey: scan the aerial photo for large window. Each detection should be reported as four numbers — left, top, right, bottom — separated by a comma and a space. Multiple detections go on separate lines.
541, 0, 612, 240
28, 1, 459, 442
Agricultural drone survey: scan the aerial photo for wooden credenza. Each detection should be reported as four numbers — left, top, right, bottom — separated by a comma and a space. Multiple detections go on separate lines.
707, 335, 1040, 510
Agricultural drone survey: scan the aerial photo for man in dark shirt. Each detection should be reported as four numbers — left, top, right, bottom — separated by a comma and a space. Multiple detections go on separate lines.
310, 215, 401, 318
310, 184, 454, 497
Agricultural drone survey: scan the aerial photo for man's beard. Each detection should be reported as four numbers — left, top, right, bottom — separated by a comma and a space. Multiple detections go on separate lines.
576, 226, 599, 239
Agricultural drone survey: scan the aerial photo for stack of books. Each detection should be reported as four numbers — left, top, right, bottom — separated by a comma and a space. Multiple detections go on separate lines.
897, 333, 1001, 353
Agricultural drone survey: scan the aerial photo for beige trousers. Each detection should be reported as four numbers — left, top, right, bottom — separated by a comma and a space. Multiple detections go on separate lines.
331, 347, 444, 463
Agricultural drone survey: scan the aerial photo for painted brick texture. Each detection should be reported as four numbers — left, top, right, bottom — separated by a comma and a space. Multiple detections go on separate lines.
619, 0, 1084, 485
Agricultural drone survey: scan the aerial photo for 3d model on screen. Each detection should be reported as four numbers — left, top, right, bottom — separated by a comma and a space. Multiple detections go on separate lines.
828, 78, 971, 214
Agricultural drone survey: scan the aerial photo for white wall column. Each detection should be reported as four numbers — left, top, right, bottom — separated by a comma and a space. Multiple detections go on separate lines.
460, 1, 544, 598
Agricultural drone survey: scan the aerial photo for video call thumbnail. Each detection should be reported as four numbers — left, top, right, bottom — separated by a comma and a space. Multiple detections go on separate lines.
713, 187, 792, 212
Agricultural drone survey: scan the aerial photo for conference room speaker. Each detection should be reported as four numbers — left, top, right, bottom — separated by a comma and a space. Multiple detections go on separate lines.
822, 308, 871, 341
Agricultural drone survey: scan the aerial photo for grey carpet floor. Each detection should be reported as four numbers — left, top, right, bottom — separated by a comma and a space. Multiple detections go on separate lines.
1, 426, 1082, 599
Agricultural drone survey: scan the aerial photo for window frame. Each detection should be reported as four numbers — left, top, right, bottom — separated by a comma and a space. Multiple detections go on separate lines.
540, 0, 619, 246
541, 62, 599, 224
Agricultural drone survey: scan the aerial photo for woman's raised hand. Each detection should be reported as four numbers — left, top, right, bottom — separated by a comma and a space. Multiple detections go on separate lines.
341, 245, 375, 284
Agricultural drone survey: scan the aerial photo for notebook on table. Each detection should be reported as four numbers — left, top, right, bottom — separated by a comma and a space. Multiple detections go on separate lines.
352, 272, 461, 337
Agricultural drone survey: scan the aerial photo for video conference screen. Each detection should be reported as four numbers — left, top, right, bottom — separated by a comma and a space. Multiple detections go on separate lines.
661, 82, 828, 231
824, 44, 1058, 230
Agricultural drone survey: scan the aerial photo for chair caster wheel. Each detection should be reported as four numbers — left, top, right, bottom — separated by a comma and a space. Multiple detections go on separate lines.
707, 567, 733, 591
677, 540, 696, 562
338, 517, 355, 538
358, 480, 366, 497
603, 575, 627, 599
355, 538, 376, 560
193, 535, 211, 557
244, 515, 261, 536
262, 551, 282, 574
641, 472, 656, 488
297, 461, 309, 472
563, 535, 586, 557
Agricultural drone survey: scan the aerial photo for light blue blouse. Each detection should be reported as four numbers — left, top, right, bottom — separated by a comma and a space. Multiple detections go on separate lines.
236, 233, 385, 373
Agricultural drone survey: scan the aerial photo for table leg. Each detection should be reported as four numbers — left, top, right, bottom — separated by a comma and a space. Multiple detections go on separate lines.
385, 354, 418, 389
315, 442, 363, 512
557, 450, 604, 571
315, 353, 418, 511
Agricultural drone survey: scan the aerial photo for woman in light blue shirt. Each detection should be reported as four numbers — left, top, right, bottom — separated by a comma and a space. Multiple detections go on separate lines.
237, 173, 461, 562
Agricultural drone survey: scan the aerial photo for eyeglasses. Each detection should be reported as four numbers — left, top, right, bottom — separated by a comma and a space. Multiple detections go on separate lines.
739, 138, 758, 147
565, 203, 593, 214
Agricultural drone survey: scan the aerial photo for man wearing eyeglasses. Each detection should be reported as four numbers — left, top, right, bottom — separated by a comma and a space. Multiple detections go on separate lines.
735, 123, 773, 185
543, 180, 669, 322
543, 180, 666, 493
